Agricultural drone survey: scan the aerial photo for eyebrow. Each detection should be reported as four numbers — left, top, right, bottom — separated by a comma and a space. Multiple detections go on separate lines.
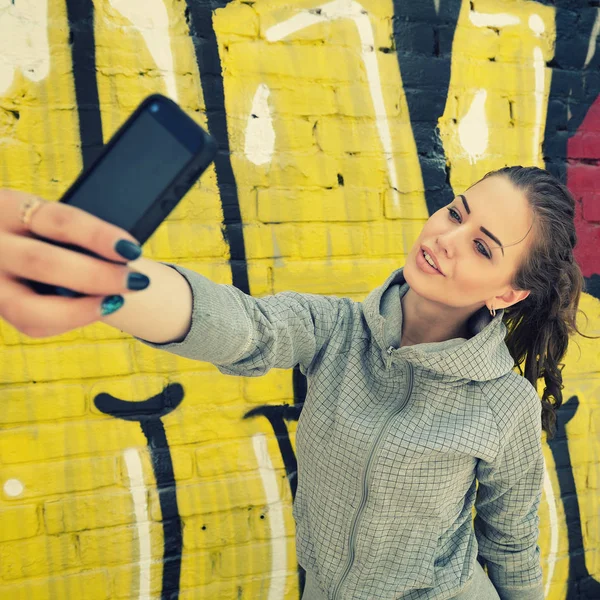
458, 194, 505, 256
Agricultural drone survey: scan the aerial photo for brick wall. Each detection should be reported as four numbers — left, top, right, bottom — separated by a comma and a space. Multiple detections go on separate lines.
0, 0, 598, 598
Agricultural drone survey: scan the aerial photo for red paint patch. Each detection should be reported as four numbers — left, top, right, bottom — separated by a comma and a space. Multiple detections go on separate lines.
567, 94, 600, 277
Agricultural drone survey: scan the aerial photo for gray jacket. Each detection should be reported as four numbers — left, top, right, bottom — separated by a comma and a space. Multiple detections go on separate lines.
140, 267, 545, 600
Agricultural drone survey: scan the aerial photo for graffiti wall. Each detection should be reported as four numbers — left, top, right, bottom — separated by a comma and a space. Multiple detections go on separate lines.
0, 0, 598, 598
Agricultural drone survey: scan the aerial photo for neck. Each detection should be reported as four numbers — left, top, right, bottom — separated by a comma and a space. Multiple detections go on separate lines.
400, 288, 477, 347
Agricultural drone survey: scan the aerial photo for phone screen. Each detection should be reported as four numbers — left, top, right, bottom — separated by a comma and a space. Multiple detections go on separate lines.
64, 108, 195, 231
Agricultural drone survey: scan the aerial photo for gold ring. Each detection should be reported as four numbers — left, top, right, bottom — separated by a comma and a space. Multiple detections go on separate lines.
20, 197, 44, 229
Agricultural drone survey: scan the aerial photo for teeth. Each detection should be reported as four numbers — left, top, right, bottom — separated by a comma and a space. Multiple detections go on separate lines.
423, 250, 437, 270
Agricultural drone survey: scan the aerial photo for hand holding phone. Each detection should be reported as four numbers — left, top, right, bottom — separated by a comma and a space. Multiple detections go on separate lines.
31, 94, 217, 297
0, 95, 217, 337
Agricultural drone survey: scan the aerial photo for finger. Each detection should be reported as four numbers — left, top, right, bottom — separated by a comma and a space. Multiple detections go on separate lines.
0, 233, 144, 296
0, 274, 123, 338
1, 189, 141, 263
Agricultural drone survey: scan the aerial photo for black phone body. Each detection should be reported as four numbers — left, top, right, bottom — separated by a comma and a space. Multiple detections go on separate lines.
61, 93, 217, 244
31, 94, 217, 296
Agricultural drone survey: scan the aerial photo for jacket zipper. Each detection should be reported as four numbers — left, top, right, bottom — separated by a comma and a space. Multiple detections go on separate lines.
331, 360, 414, 599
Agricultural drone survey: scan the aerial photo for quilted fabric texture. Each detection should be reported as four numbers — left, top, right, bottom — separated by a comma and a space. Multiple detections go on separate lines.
138, 266, 544, 600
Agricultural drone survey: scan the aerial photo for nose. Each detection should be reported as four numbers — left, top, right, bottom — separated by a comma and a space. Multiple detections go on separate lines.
435, 232, 456, 259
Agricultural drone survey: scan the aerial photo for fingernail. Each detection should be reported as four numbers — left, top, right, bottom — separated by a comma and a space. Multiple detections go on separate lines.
101, 295, 124, 316
115, 239, 142, 261
127, 272, 150, 291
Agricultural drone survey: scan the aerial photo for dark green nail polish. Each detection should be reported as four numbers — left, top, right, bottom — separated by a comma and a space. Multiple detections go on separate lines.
115, 239, 142, 261
101, 295, 124, 316
127, 272, 150, 291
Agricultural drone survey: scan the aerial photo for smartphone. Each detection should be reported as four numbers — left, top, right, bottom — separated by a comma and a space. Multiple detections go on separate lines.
31, 93, 217, 296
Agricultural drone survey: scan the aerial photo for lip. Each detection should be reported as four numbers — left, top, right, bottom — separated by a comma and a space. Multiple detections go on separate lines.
419, 245, 445, 276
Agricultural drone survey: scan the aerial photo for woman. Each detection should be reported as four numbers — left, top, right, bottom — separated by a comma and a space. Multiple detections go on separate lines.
0, 166, 586, 599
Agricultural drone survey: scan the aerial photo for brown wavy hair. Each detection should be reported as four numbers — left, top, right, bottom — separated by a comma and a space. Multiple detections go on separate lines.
480, 166, 596, 439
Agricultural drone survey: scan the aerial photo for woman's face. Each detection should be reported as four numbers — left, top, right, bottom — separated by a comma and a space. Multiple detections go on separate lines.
404, 175, 534, 311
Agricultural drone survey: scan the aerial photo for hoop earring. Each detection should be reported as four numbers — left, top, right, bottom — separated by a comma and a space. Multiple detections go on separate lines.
489, 304, 496, 318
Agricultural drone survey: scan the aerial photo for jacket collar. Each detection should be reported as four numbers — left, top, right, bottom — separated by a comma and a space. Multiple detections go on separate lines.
362, 268, 515, 382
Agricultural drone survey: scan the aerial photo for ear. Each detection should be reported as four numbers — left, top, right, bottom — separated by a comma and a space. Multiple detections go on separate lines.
489, 287, 530, 311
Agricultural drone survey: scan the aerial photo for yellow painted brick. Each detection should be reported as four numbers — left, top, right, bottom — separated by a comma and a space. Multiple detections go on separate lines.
242, 370, 294, 403
43, 489, 135, 534
271, 258, 402, 294
225, 42, 363, 83
213, 2, 259, 37
267, 152, 340, 188
145, 221, 228, 260
110, 550, 217, 597
169, 370, 243, 406
218, 539, 298, 578
315, 117, 413, 156
0, 504, 39, 541
335, 82, 403, 117
295, 223, 365, 258
0, 455, 119, 497
178, 571, 299, 600
271, 83, 337, 116
585, 516, 600, 548
195, 436, 284, 477
248, 502, 296, 542
258, 187, 383, 223
149, 471, 290, 521
0, 569, 110, 600
182, 510, 252, 550
366, 219, 427, 256
164, 182, 223, 223
588, 462, 599, 490
0, 382, 86, 425
242, 223, 301, 260
0, 418, 145, 464
228, 115, 317, 153
454, 25, 499, 62
118, 446, 194, 486
0, 341, 134, 385
0, 534, 79, 580
78, 523, 162, 568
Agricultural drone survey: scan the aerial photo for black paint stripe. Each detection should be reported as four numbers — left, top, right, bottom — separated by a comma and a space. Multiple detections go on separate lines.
183, 0, 250, 295
391, 0, 461, 216
94, 386, 185, 599
140, 419, 183, 600
65, 0, 103, 169
548, 396, 600, 598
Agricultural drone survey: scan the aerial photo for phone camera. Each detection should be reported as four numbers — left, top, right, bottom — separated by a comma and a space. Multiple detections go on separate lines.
150, 102, 160, 113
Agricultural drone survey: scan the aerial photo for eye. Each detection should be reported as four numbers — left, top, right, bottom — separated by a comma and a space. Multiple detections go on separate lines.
447, 207, 461, 222
446, 207, 492, 259
475, 241, 491, 259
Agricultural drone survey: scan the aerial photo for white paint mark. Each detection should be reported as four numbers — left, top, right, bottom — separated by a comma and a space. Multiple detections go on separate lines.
542, 461, 559, 597
433, 0, 440, 15
109, 0, 178, 102
266, 0, 401, 208
124, 448, 152, 600
0, 0, 50, 95
245, 83, 276, 166
458, 89, 488, 164
529, 14, 545, 37
469, 11, 520, 29
252, 434, 287, 600
584, 8, 600, 68
532, 46, 545, 164
3, 478, 24, 497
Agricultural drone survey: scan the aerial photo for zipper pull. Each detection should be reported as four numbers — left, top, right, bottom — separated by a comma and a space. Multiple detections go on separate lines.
386, 346, 394, 356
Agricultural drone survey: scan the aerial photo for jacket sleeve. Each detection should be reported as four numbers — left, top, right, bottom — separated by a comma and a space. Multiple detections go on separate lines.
474, 385, 545, 600
135, 264, 343, 376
